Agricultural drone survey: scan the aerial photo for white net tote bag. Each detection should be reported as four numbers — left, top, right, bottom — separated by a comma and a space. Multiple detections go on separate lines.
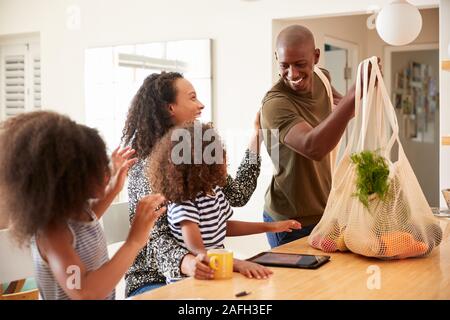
308, 56, 443, 259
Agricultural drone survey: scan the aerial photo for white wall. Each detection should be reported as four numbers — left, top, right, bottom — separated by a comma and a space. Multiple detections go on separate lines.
0, 0, 439, 258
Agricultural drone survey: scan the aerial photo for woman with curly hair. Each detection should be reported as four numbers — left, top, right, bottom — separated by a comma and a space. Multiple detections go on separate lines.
122, 72, 264, 296
0, 111, 166, 299
149, 122, 301, 280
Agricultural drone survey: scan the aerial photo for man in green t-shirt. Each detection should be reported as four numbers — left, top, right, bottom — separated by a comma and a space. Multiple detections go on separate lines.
261, 25, 377, 248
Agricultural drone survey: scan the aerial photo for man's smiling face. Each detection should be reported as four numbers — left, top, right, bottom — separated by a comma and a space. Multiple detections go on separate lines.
276, 44, 320, 93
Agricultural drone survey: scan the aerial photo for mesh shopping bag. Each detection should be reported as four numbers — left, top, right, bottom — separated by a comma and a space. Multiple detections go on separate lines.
308, 56, 443, 259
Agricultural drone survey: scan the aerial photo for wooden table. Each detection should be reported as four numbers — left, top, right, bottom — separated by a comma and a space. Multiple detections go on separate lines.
135, 219, 450, 300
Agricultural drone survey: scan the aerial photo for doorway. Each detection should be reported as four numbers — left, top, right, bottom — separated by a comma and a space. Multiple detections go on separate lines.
385, 43, 440, 206
324, 36, 359, 96
323, 36, 359, 153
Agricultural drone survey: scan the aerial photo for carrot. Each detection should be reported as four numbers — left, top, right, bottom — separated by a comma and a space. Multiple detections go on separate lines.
380, 231, 428, 258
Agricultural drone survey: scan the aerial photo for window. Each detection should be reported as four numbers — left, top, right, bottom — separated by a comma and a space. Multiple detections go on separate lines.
85, 39, 212, 151
0, 39, 40, 121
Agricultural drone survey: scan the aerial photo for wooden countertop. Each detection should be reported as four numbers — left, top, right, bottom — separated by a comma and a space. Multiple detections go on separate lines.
134, 219, 450, 300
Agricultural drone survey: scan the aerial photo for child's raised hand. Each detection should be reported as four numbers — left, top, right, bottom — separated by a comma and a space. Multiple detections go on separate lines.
127, 194, 166, 249
234, 260, 273, 279
269, 220, 302, 233
110, 146, 137, 193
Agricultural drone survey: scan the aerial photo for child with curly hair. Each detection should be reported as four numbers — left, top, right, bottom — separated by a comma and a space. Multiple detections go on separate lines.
148, 122, 301, 280
0, 111, 166, 299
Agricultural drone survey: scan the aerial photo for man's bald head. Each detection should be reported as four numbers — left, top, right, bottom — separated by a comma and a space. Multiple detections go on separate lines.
275, 25, 320, 93
276, 25, 316, 52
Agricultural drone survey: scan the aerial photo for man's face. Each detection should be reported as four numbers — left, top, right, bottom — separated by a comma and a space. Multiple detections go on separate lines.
276, 44, 319, 93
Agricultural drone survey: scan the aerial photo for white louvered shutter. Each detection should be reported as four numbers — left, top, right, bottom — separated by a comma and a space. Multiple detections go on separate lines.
32, 56, 41, 109
29, 44, 41, 110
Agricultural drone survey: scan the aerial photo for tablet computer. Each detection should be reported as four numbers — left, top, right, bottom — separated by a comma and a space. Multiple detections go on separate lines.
247, 252, 330, 269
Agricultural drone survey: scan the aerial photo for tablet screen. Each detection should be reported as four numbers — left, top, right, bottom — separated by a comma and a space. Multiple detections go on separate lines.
251, 252, 319, 267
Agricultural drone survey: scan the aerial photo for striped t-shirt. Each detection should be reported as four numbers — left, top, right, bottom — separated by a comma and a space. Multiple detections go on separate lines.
167, 186, 233, 250
30, 207, 115, 300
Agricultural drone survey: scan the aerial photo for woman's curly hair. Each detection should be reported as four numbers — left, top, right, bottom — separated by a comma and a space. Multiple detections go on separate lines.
122, 72, 183, 159
148, 122, 227, 203
0, 111, 109, 245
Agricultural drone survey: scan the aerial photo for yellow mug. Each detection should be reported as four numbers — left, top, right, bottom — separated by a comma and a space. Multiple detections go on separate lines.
207, 249, 233, 280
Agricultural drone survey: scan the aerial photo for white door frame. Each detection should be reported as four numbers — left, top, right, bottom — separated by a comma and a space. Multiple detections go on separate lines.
323, 36, 359, 150
384, 43, 439, 96
323, 35, 360, 90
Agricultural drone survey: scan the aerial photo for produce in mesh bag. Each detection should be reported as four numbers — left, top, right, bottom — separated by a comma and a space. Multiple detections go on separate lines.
351, 150, 390, 210
347, 154, 442, 259
308, 57, 445, 259
310, 219, 348, 253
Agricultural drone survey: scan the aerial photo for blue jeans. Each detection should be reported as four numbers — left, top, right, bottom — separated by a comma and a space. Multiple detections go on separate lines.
263, 211, 316, 248
128, 282, 166, 297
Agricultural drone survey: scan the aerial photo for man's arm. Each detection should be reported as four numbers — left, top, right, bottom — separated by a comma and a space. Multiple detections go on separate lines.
286, 58, 383, 161
284, 85, 355, 161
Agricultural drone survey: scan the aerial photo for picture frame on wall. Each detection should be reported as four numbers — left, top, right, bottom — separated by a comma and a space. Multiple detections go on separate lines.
412, 61, 422, 82
402, 94, 414, 114
394, 92, 403, 109
404, 67, 411, 90
403, 114, 417, 139
410, 61, 424, 89
393, 57, 438, 144
395, 71, 405, 90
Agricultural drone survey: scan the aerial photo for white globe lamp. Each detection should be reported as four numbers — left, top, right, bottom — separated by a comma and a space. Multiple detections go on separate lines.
376, 0, 422, 46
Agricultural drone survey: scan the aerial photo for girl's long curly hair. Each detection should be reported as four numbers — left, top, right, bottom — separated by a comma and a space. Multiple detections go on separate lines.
0, 111, 109, 245
122, 72, 183, 159
148, 122, 228, 203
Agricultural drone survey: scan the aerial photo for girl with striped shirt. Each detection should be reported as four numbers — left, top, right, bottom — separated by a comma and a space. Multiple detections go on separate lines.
149, 122, 301, 279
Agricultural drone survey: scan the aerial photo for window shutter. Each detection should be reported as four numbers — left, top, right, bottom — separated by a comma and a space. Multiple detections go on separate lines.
32, 56, 41, 109
1, 41, 40, 121
2, 54, 26, 118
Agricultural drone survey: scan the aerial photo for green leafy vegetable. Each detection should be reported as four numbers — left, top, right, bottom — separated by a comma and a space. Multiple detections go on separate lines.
350, 150, 390, 208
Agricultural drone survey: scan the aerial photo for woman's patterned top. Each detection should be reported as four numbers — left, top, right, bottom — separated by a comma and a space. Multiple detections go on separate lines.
125, 149, 261, 297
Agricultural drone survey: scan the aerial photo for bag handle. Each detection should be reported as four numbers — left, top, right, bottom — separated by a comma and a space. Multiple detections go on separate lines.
314, 66, 334, 108
331, 57, 404, 192
342, 58, 377, 156
344, 56, 400, 159
372, 58, 400, 158
314, 66, 342, 174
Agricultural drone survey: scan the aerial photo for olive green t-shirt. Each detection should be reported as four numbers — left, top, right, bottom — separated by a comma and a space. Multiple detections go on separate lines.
260, 70, 332, 226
